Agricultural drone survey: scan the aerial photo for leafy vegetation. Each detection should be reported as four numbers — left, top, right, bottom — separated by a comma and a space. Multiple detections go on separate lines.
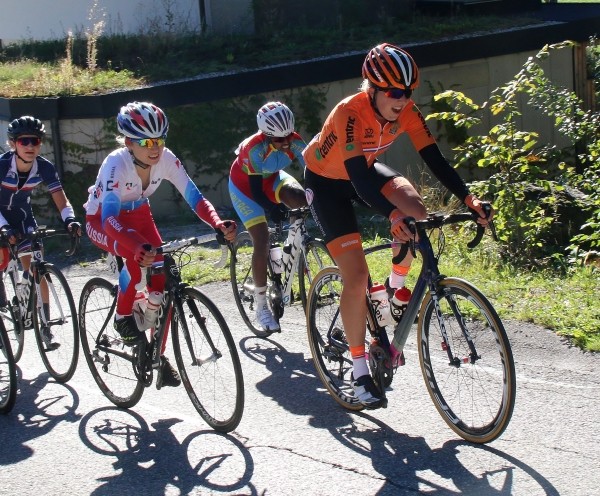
0, 9, 543, 98
428, 40, 600, 269
1, 2, 597, 350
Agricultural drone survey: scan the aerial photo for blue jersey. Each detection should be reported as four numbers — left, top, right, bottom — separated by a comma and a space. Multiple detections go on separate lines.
0, 151, 63, 210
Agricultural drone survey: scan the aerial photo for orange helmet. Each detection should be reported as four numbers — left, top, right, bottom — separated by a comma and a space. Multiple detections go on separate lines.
362, 43, 419, 90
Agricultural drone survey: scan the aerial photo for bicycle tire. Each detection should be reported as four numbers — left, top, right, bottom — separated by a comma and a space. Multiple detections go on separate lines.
306, 266, 364, 411
1, 268, 24, 362
171, 287, 244, 432
298, 239, 334, 310
230, 231, 277, 338
78, 277, 144, 408
418, 277, 516, 444
32, 264, 79, 383
0, 318, 17, 414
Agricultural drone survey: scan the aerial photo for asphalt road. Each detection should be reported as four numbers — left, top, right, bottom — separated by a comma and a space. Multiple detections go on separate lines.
1, 246, 599, 496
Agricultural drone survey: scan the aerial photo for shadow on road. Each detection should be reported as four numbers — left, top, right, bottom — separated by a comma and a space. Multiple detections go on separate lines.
238, 335, 560, 495
78, 407, 257, 495
0, 370, 81, 465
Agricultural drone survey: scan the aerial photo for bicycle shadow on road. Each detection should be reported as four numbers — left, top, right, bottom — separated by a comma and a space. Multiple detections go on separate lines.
240, 335, 358, 424
78, 407, 258, 495
320, 412, 560, 496
0, 369, 81, 465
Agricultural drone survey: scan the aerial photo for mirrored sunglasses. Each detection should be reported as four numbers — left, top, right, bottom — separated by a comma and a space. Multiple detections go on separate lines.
383, 88, 413, 99
15, 136, 42, 146
132, 136, 167, 148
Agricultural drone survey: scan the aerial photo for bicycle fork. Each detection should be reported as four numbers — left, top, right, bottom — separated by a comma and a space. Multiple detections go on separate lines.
432, 287, 480, 366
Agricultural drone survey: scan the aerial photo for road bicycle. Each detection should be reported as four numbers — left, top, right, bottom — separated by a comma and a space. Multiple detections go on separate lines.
0, 317, 17, 414
0, 227, 80, 383
306, 210, 516, 444
78, 233, 244, 433
230, 207, 334, 338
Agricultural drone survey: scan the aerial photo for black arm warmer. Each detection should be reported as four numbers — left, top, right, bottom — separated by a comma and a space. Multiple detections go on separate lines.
419, 144, 470, 201
249, 174, 275, 211
345, 156, 397, 218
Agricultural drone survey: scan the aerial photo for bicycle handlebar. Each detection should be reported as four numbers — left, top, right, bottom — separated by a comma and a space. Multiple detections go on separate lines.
0, 225, 80, 256
391, 211, 497, 264
155, 232, 229, 268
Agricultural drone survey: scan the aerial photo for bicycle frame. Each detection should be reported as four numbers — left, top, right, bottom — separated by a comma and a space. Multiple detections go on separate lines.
271, 215, 308, 306
5, 231, 72, 330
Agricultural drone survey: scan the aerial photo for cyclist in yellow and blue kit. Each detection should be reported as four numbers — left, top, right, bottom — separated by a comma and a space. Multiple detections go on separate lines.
228, 102, 307, 332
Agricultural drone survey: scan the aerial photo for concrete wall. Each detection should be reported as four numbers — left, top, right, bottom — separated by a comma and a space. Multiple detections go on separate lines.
0, 46, 574, 222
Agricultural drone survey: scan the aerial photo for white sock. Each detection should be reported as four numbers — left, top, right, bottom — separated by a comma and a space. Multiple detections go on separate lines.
255, 286, 267, 308
352, 357, 370, 379
388, 271, 406, 289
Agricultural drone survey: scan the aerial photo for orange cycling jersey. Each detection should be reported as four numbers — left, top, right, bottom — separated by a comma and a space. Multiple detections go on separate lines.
304, 92, 436, 179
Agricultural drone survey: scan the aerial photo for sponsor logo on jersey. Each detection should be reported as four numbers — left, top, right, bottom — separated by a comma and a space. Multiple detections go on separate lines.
318, 131, 338, 159
345, 116, 356, 143
86, 223, 108, 247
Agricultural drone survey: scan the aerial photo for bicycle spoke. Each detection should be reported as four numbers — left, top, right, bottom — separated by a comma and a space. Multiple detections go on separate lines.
33, 265, 79, 383
78, 278, 144, 408
172, 287, 244, 432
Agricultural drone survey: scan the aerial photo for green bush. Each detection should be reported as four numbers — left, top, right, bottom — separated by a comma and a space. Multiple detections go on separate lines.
427, 40, 600, 268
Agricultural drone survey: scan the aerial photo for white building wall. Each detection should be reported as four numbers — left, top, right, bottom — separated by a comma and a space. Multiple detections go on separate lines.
0, 0, 254, 43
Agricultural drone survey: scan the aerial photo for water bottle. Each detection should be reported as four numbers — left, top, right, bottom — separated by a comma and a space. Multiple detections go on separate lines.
269, 245, 284, 274
369, 283, 393, 327
143, 291, 162, 328
391, 286, 412, 322
132, 291, 147, 330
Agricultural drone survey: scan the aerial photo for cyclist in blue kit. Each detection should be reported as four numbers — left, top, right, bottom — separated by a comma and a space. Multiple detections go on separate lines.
0, 116, 81, 315
228, 102, 308, 332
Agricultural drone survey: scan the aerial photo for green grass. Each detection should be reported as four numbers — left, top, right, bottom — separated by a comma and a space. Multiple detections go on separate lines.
0, 12, 543, 98
177, 225, 599, 352
363, 228, 599, 352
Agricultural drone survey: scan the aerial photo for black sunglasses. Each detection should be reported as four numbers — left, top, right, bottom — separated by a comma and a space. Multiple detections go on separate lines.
15, 136, 42, 146
382, 88, 413, 99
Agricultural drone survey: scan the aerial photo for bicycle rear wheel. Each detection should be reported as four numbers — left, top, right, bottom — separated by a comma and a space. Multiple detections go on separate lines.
0, 318, 17, 414
230, 231, 276, 338
1, 268, 24, 362
79, 277, 144, 408
33, 265, 79, 383
419, 277, 516, 444
172, 287, 244, 432
298, 239, 334, 309
306, 266, 364, 411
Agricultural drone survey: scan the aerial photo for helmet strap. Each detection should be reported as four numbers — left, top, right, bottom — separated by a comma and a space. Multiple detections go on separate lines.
15, 151, 34, 165
129, 151, 150, 170
370, 89, 398, 124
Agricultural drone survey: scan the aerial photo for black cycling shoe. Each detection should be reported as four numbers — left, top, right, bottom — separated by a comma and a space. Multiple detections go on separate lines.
351, 373, 383, 409
114, 315, 144, 346
157, 356, 181, 388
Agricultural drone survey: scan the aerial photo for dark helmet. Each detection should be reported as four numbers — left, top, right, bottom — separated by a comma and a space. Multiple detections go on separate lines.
7, 116, 46, 139
362, 43, 419, 90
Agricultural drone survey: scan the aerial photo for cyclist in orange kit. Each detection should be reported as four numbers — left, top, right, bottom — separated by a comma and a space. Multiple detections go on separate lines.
303, 43, 492, 408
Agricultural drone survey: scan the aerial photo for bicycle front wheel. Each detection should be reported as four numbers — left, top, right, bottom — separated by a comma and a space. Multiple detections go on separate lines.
33, 265, 79, 383
306, 266, 364, 411
298, 239, 334, 310
0, 318, 17, 414
230, 231, 274, 338
79, 277, 144, 408
419, 277, 516, 444
1, 268, 24, 362
172, 287, 244, 433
